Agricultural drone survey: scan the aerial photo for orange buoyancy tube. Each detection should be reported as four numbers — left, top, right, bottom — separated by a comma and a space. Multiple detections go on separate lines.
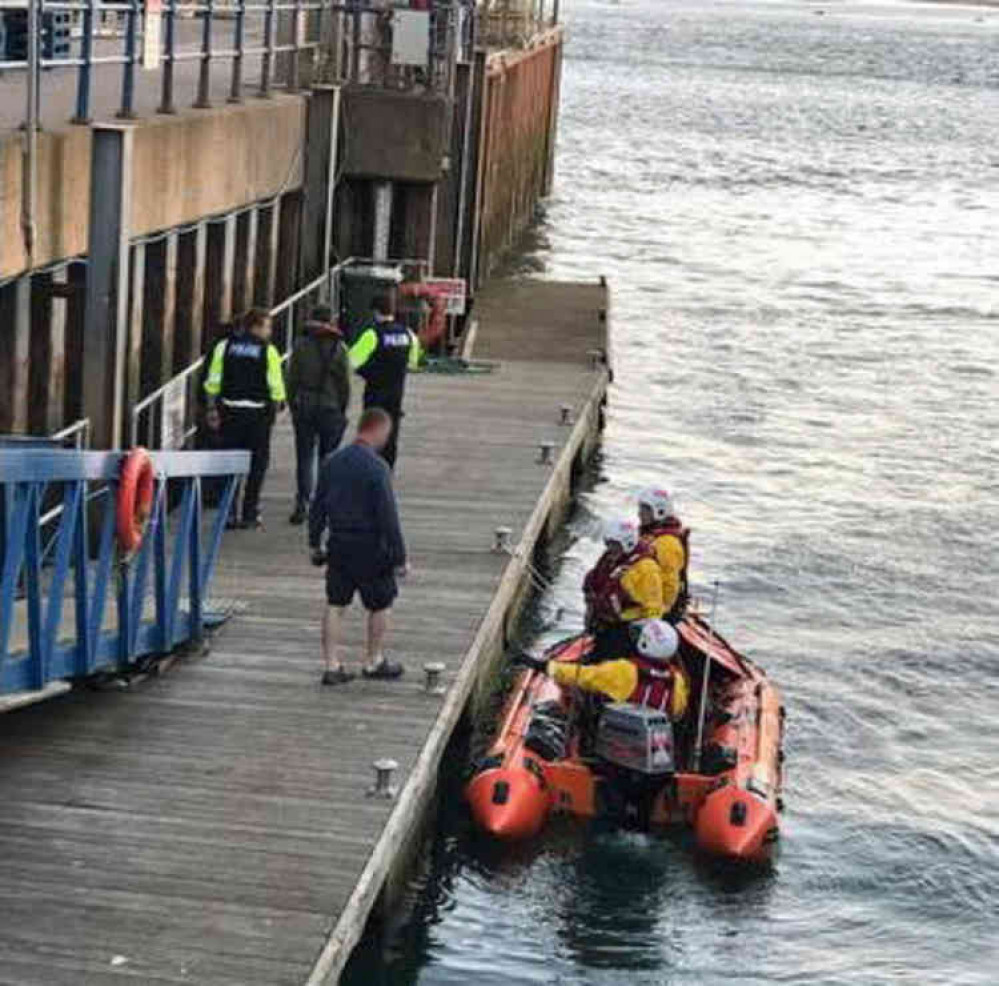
694, 672, 783, 862
466, 668, 558, 840
117, 447, 156, 555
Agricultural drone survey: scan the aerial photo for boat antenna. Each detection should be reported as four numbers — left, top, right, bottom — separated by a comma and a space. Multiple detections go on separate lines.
693, 580, 721, 772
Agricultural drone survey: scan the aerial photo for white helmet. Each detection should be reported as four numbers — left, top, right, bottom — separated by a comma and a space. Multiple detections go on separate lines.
602, 517, 640, 554
633, 619, 679, 662
638, 487, 676, 522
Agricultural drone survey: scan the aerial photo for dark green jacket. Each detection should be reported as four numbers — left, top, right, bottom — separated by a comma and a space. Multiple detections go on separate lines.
286, 324, 350, 415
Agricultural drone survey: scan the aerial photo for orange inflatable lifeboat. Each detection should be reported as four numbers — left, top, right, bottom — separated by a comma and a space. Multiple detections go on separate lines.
466, 614, 785, 863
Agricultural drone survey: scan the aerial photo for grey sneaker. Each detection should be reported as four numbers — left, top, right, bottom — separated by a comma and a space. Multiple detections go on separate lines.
361, 660, 405, 681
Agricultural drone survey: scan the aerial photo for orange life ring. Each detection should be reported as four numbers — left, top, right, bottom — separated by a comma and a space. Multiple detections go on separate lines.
117, 447, 155, 555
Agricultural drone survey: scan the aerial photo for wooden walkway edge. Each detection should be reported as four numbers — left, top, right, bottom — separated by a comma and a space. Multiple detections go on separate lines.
305, 360, 608, 985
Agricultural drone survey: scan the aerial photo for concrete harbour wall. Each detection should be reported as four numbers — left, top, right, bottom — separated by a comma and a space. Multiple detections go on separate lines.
0, 33, 564, 442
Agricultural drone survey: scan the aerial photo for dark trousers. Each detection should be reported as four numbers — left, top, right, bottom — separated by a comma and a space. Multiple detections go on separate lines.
292, 404, 347, 506
221, 406, 271, 521
364, 392, 403, 469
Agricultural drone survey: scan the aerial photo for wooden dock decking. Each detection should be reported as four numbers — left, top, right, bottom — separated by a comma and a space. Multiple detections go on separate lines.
0, 279, 608, 986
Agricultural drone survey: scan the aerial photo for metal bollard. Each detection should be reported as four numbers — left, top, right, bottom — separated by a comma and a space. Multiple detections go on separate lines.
423, 661, 446, 696
367, 758, 399, 799
493, 526, 512, 553
559, 404, 573, 426
538, 440, 555, 465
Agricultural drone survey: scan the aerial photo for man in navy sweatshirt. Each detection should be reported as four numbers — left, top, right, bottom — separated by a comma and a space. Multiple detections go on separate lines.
308, 407, 408, 685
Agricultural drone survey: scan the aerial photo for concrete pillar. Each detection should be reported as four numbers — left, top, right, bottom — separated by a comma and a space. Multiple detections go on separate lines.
28, 269, 68, 436
373, 181, 393, 263
204, 214, 237, 335
457, 51, 487, 281
83, 124, 134, 449
125, 245, 146, 421
0, 275, 31, 434
175, 223, 207, 367
141, 234, 179, 399
398, 184, 435, 264
233, 207, 259, 314
300, 87, 341, 286
254, 201, 281, 307
63, 263, 87, 425
469, 51, 491, 290
274, 191, 302, 305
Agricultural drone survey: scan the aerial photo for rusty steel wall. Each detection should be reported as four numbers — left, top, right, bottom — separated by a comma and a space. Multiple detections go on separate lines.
475, 30, 563, 286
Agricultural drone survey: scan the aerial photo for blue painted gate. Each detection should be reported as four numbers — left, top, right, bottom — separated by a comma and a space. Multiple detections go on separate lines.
0, 448, 249, 696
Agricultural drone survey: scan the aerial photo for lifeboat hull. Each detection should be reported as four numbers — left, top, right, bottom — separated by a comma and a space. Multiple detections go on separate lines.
465, 619, 785, 864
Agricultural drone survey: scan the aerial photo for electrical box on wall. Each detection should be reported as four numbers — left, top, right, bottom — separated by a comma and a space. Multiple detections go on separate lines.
391, 10, 430, 67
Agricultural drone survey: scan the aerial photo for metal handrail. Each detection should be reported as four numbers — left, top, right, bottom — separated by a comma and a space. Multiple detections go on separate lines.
50, 417, 91, 450
0, 0, 468, 130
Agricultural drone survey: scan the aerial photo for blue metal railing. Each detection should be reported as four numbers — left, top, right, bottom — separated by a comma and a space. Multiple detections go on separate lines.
0, 447, 248, 695
0, 0, 471, 130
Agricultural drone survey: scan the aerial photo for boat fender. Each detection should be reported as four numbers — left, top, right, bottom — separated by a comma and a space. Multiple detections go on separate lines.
730, 800, 748, 827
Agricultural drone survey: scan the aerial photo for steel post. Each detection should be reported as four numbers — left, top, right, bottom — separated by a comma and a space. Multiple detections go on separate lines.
74, 0, 97, 123
83, 125, 134, 450
118, 0, 138, 119
159, 0, 177, 113
195, 0, 214, 108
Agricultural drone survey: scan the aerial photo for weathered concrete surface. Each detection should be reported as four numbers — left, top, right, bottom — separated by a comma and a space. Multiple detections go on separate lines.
0, 279, 606, 986
340, 88, 449, 183
0, 97, 305, 279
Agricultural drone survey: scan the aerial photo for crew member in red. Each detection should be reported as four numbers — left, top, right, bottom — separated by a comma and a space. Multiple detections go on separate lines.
583, 517, 665, 661
517, 619, 690, 720
637, 487, 690, 623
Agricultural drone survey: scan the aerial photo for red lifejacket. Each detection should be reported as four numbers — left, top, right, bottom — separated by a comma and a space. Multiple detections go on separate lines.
628, 656, 674, 711
584, 542, 655, 626
643, 518, 690, 599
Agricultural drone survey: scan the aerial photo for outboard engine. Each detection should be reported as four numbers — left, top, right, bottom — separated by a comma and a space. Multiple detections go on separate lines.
594, 704, 675, 829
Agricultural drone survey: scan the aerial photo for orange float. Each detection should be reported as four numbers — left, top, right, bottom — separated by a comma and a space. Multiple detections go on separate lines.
117, 447, 156, 556
466, 614, 785, 864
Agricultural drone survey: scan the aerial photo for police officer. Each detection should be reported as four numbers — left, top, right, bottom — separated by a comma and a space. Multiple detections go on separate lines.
204, 308, 286, 528
347, 294, 421, 470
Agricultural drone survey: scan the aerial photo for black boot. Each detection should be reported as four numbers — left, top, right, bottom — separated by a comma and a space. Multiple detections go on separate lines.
289, 502, 307, 526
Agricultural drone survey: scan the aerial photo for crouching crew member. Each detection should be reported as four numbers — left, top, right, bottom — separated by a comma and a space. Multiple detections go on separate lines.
517, 619, 690, 721
348, 295, 422, 470
204, 309, 286, 528
637, 487, 690, 623
583, 518, 665, 660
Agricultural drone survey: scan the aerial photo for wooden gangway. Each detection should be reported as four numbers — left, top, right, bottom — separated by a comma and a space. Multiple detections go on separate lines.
0, 278, 608, 985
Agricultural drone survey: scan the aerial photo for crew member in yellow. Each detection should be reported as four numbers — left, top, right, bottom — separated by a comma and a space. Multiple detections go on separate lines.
517, 619, 690, 720
637, 487, 690, 622
347, 294, 422, 470
204, 308, 286, 528
583, 517, 665, 660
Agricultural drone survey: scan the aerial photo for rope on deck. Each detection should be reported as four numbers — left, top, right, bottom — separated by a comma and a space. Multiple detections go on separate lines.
420, 356, 499, 375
